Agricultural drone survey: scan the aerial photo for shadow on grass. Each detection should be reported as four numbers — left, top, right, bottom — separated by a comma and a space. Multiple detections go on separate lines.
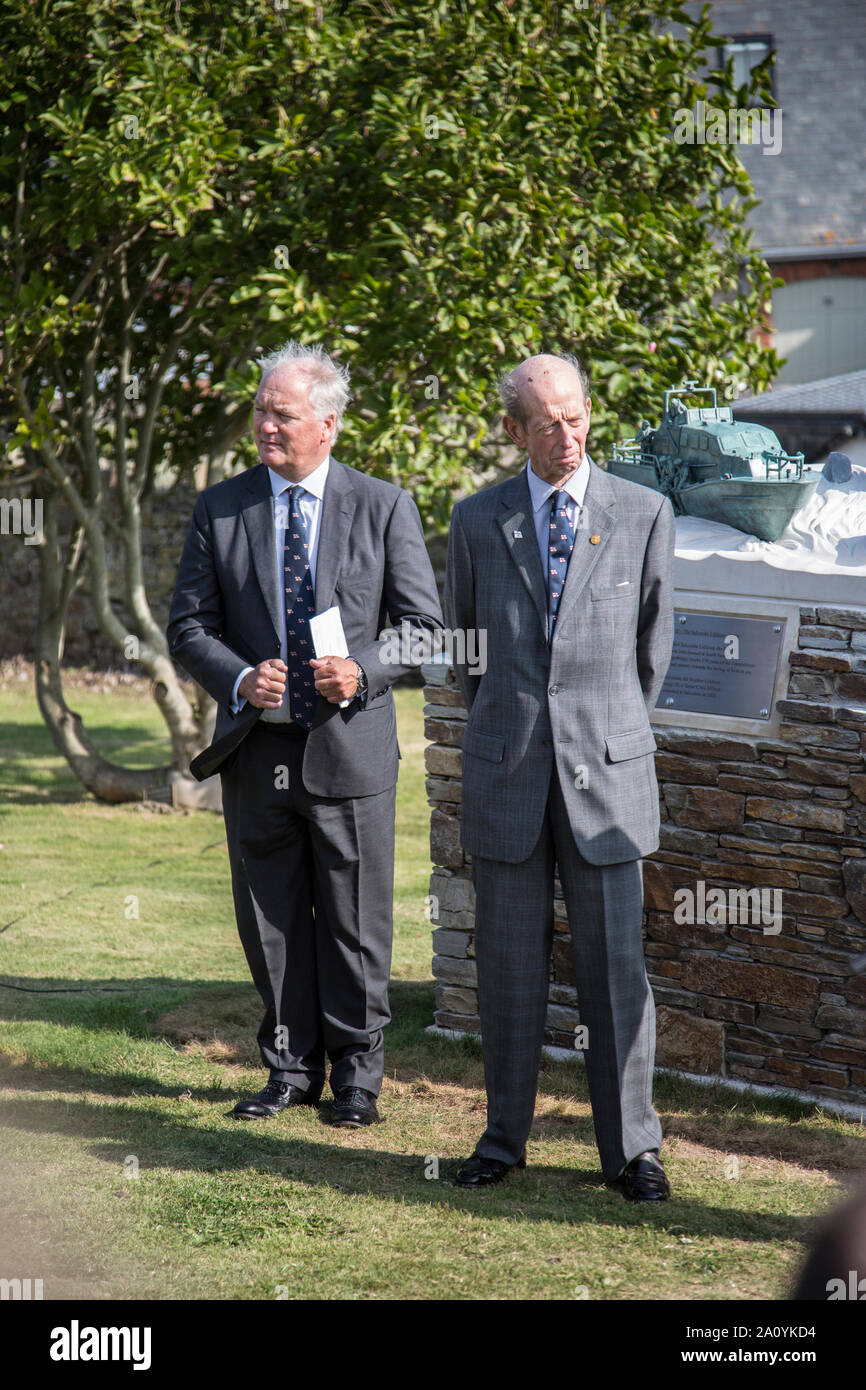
0, 977, 480, 1100
0, 975, 231, 1037
2, 974, 863, 1186
0, 785, 87, 806
0, 1089, 825, 1247
0, 719, 169, 805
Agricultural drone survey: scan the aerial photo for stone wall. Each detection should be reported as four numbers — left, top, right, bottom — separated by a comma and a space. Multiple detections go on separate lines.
0, 482, 197, 668
425, 604, 866, 1105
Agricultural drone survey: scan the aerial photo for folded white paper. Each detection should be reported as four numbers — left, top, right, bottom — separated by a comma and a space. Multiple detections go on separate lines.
309, 606, 351, 708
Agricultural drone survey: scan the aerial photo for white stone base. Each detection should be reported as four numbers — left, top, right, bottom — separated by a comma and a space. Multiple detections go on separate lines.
672, 461, 866, 601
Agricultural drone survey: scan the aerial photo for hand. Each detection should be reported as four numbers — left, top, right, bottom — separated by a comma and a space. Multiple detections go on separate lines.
238, 659, 287, 709
311, 655, 360, 703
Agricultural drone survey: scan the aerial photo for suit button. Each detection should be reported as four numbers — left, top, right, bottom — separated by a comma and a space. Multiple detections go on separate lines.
548, 685, 560, 696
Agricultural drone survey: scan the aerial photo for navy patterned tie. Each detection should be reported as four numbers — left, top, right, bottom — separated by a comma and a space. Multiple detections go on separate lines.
283, 485, 317, 729
547, 488, 576, 641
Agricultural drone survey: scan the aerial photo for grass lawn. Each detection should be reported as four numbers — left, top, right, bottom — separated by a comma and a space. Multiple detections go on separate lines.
0, 671, 862, 1300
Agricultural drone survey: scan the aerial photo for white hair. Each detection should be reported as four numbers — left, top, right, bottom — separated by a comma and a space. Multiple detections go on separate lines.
257, 341, 352, 440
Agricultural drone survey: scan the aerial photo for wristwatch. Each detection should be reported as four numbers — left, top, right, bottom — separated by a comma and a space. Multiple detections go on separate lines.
353, 662, 368, 699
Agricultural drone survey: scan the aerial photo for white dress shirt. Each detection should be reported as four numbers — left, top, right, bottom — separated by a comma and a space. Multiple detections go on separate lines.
524, 455, 591, 579
231, 457, 330, 722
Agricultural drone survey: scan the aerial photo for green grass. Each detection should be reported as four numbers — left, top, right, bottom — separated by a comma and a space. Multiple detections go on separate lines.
0, 673, 862, 1300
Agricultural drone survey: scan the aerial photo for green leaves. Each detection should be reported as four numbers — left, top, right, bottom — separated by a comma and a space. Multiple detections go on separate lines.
1, 0, 779, 530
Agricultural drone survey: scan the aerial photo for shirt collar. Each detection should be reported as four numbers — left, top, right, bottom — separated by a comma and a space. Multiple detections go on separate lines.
267, 454, 331, 501
525, 456, 591, 513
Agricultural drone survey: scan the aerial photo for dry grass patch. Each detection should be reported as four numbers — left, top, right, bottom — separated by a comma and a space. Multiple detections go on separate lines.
664, 1106, 866, 1178
153, 985, 260, 1065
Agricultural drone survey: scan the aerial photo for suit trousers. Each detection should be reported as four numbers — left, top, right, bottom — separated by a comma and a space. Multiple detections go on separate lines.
472, 765, 663, 1178
220, 722, 396, 1096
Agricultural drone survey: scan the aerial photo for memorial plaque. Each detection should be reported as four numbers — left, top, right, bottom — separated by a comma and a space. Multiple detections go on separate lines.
656, 612, 785, 719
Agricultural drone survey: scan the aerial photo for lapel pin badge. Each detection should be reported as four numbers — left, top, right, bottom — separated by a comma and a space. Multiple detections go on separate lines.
513, 529, 523, 539
590, 534, 601, 545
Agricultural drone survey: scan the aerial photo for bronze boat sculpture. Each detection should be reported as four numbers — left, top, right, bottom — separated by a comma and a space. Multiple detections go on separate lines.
607, 380, 818, 543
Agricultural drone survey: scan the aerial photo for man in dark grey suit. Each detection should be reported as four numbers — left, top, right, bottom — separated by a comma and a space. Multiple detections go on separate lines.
444, 353, 675, 1198
168, 342, 443, 1127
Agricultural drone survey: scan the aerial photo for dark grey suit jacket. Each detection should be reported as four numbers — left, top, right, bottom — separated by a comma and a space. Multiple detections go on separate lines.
445, 461, 675, 865
168, 459, 443, 795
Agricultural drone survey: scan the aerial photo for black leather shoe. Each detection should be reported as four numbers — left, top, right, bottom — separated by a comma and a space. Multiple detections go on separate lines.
232, 1078, 321, 1120
330, 1086, 380, 1127
619, 1150, 670, 1201
455, 1152, 527, 1187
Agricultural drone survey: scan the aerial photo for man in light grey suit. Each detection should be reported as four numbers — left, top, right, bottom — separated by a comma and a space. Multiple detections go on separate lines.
168, 342, 443, 1127
444, 353, 675, 1199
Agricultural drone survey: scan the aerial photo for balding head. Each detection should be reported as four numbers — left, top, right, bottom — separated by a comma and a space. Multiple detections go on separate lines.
499, 353, 589, 426
499, 353, 592, 486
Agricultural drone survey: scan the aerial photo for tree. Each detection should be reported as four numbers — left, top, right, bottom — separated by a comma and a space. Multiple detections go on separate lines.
317, 0, 780, 499
1, 0, 339, 797
0, 0, 779, 800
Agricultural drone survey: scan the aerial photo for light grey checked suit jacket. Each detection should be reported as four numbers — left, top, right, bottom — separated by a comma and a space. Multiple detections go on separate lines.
168, 459, 443, 792
444, 460, 675, 865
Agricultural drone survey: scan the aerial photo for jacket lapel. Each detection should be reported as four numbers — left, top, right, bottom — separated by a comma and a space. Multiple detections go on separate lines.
499, 472, 549, 644
313, 459, 356, 612
553, 461, 616, 637
240, 465, 283, 641
240, 459, 358, 635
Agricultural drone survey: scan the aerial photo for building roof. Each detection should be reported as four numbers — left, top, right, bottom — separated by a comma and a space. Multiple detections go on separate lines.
734, 369, 866, 416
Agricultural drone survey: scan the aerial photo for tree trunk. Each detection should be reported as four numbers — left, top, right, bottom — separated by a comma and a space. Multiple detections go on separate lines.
72, 478, 209, 775
35, 496, 171, 803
